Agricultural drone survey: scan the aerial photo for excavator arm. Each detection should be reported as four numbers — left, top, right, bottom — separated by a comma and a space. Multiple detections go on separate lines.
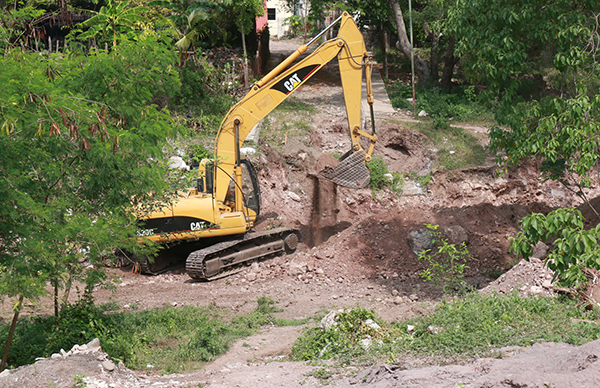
211, 12, 377, 203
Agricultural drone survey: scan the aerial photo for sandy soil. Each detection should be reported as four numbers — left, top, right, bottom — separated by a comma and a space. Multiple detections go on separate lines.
2, 38, 600, 388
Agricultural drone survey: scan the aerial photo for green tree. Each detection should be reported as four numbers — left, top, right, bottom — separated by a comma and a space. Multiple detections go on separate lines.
230, 0, 264, 87
78, 0, 148, 46
0, 35, 183, 367
448, 0, 600, 288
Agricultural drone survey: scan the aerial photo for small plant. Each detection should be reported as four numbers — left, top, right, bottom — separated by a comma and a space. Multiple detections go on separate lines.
283, 15, 304, 37
409, 172, 432, 188
308, 367, 335, 382
510, 207, 600, 289
72, 373, 87, 387
366, 156, 404, 196
291, 307, 392, 361
417, 224, 471, 294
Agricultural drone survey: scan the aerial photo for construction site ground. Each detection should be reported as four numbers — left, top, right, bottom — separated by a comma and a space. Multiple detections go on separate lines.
2, 39, 600, 388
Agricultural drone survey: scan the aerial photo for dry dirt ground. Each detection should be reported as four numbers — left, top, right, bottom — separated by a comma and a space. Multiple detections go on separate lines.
2, 40, 600, 388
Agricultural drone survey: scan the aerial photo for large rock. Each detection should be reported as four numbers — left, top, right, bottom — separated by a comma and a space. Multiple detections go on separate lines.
443, 224, 469, 245
407, 228, 435, 255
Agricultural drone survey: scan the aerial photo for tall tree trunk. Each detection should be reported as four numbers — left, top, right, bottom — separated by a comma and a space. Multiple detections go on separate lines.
241, 30, 249, 88
388, 0, 430, 83
440, 36, 459, 92
53, 280, 59, 318
1, 295, 24, 371
424, 21, 439, 84
380, 25, 388, 80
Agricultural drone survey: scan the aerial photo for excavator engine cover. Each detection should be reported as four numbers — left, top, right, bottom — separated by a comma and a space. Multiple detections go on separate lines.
319, 150, 370, 189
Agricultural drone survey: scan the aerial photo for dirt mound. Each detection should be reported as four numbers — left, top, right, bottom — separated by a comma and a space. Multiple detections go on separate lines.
480, 258, 555, 297
376, 123, 430, 174
0, 339, 147, 388
345, 339, 600, 388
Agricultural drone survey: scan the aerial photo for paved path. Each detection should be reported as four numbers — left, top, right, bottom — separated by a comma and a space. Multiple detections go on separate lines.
362, 63, 396, 118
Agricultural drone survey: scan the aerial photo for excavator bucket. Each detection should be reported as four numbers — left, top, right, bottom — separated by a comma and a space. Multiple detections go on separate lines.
319, 150, 370, 189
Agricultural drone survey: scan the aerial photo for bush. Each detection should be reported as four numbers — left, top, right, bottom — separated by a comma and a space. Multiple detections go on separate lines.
291, 307, 392, 361
386, 82, 493, 123
366, 156, 404, 195
417, 224, 471, 294
174, 59, 234, 133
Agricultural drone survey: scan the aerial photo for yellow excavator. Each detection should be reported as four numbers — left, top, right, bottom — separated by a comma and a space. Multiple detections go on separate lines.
134, 12, 378, 279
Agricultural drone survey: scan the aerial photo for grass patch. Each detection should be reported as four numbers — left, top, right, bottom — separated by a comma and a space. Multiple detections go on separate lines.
408, 121, 487, 171
0, 296, 302, 373
259, 97, 317, 152
291, 294, 600, 365
366, 155, 405, 196
395, 293, 600, 359
385, 79, 494, 125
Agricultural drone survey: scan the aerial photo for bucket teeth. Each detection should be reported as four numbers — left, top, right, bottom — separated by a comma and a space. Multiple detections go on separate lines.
319, 150, 370, 189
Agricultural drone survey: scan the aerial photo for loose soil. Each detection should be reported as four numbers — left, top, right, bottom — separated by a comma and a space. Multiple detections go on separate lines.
2, 39, 600, 388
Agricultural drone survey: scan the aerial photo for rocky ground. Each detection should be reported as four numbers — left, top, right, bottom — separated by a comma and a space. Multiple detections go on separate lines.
2, 39, 600, 388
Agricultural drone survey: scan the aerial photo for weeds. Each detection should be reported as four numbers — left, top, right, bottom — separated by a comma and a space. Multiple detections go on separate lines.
413, 121, 487, 171
291, 307, 393, 362
291, 294, 600, 365
0, 297, 300, 372
366, 156, 404, 196
417, 224, 471, 294
395, 292, 600, 359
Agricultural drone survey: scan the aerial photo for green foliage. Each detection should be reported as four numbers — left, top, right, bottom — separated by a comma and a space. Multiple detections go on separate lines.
77, 0, 149, 46
283, 15, 304, 37
510, 208, 600, 288
415, 86, 492, 122
414, 122, 487, 171
0, 3, 45, 50
395, 292, 600, 359
387, 80, 492, 123
232, 0, 265, 36
417, 224, 471, 294
291, 294, 600, 363
170, 1, 234, 51
291, 307, 392, 361
366, 156, 404, 195
174, 58, 234, 133
490, 93, 600, 190
386, 80, 413, 111
73, 373, 87, 387
0, 297, 296, 371
0, 36, 182, 304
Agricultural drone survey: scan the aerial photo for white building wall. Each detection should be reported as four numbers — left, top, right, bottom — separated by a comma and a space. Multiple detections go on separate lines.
266, 0, 293, 38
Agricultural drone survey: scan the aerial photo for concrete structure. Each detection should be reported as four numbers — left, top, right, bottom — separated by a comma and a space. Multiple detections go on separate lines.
266, 0, 307, 38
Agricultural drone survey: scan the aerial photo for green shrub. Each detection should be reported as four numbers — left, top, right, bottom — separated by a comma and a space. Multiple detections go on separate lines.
291, 307, 392, 361
417, 224, 471, 294
366, 156, 404, 195
386, 82, 493, 123
175, 59, 233, 133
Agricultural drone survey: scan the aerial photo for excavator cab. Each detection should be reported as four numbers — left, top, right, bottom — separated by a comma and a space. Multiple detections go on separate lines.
196, 158, 260, 223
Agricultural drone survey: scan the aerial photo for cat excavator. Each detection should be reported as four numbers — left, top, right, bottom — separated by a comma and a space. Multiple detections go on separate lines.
133, 12, 378, 280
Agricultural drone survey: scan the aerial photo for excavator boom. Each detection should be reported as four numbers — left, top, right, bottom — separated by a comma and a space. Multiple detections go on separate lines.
212, 11, 377, 201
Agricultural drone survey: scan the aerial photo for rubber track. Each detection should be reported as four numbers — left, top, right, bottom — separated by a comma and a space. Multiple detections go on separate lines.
186, 227, 298, 281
